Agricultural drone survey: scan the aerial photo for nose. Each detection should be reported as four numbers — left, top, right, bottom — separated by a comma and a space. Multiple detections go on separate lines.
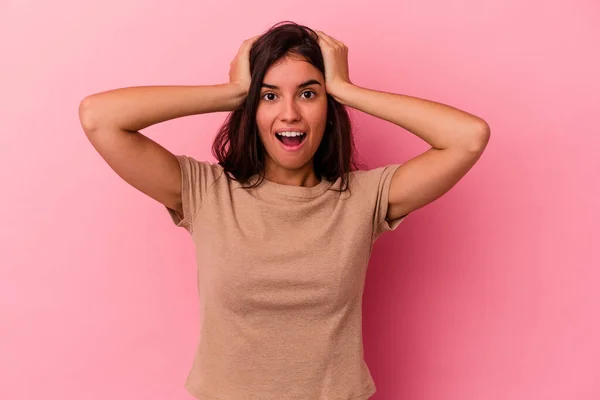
279, 96, 301, 123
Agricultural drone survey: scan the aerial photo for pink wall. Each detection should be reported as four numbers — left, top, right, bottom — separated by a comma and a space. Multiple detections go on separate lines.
1, 1, 598, 399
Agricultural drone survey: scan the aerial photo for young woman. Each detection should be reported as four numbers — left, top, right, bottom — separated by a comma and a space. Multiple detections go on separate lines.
79, 21, 490, 400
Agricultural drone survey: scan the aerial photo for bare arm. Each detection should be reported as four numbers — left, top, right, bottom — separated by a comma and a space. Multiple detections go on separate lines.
315, 30, 491, 221
333, 82, 490, 220
79, 84, 247, 132
78, 83, 248, 217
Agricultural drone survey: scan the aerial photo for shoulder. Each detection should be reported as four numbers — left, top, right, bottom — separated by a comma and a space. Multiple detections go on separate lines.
176, 154, 225, 178
348, 164, 401, 190
173, 154, 233, 198
176, 154, 222, 170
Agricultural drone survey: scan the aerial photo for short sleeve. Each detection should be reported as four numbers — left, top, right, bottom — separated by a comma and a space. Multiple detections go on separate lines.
372, 164, 409, 241
165, 155, 221, 234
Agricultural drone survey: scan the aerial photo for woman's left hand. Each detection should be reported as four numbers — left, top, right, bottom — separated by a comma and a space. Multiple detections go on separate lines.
315, 31, 353, 101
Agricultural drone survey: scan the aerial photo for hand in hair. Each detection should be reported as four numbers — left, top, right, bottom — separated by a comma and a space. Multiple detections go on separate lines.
229, 35, 261, 94
315, 31, 353, 101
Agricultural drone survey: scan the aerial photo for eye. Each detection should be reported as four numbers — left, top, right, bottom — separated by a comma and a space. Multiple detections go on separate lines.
261, 90, 317, 102
262, 92, 277, 101
301, 90, 316, 99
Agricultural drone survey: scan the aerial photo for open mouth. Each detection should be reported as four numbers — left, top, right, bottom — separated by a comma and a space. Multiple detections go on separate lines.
275, 132, 307, 148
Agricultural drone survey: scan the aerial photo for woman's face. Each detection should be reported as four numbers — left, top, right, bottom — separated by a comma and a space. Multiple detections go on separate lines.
256, 55, 328, 177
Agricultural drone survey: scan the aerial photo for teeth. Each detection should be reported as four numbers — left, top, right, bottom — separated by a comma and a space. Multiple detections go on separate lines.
276, 131, 305, 137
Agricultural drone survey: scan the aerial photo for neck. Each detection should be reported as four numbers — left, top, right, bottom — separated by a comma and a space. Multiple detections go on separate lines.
264, 162, 321, 188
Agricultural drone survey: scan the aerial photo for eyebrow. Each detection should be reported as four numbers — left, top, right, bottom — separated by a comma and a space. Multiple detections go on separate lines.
260, 79, 322, 90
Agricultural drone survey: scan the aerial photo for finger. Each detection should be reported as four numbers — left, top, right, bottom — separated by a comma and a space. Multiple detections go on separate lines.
240, 35, 260, 51
325, 34, 345, 49
329, 36, 345, 48
321, 31, 338, 44
315, 31, 335, 48
246, 34, 261, 45
319, 31, 344, 51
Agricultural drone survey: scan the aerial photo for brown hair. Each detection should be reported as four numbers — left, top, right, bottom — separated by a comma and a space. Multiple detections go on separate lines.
212, 21, 363, 191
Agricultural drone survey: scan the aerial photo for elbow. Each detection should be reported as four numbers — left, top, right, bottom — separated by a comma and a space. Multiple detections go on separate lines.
465, 120, 491, 153
78, 96, 100, 133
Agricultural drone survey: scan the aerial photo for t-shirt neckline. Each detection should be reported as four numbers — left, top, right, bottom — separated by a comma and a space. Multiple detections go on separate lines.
248, 174, 333, 199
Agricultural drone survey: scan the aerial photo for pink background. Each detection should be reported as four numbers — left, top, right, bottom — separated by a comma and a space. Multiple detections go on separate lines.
1, 1, 599, 399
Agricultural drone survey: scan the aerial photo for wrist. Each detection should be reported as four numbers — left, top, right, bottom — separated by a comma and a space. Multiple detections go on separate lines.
222, 82, 248, 111
328, 81, 354, 106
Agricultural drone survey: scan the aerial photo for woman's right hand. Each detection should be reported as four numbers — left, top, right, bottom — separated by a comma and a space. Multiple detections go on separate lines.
229, 35, 261, 94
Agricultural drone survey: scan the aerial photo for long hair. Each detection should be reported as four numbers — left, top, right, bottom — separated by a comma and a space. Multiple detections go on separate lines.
212, 21, 363, 191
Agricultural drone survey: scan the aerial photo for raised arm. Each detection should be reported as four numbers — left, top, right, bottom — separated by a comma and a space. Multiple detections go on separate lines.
316, 30, 491, 220
332, 83, 490, 220
77, 36, 258, 218
78, 83, 248, 217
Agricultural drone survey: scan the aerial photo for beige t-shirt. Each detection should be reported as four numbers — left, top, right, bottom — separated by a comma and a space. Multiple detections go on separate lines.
166, 154, 407, 400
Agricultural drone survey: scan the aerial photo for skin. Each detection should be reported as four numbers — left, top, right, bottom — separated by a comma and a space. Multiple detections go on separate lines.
255, 54, 328, 188
79, 28, 489, 228
313, 30, 490, 221
234, 30, 490, 221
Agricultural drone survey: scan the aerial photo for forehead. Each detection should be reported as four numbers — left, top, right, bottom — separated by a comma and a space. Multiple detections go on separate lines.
262, 56, 322, 86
